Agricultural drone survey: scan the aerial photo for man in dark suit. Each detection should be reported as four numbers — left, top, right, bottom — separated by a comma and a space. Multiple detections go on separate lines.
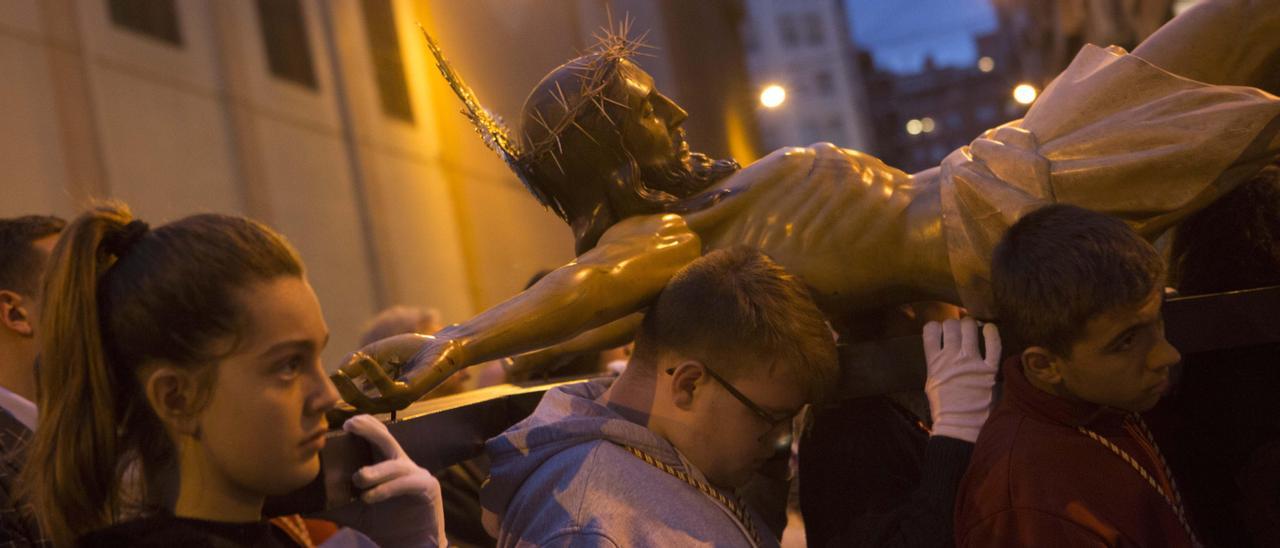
0, 215, 64, 547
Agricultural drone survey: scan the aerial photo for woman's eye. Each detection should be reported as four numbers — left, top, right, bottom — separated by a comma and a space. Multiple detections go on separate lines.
278, 355, 305, 377
1114, 334, 1136, 352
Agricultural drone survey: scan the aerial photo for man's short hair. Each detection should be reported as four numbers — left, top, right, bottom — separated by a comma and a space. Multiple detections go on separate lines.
992, 205, 1164, 356
631, 246, 838, 403
0, 215, 66, 296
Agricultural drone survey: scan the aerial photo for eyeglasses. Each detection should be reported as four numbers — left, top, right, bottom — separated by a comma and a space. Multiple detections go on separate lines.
666, 364, 800, 446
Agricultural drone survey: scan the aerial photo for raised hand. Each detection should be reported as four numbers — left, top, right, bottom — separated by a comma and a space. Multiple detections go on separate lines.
923, 317, 1001, 442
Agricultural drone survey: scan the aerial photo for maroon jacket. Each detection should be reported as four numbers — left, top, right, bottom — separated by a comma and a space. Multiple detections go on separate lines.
954, 358, 1198, 547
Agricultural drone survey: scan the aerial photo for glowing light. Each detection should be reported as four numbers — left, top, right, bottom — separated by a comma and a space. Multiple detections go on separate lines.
977, 56, 994, 72
921, 117, 936, 133
1013, 83, 1038, 105
905, 119, 922, 135
760, 85, 786, 108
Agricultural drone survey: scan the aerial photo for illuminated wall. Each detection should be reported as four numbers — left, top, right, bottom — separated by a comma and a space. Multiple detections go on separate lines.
0, 0, 756, 368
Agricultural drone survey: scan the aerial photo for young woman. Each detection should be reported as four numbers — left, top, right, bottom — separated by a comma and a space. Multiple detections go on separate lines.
19, 205, 444, 546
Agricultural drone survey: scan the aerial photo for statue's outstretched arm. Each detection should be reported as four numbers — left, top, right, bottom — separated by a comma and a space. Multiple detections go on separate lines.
504, 312, 643, 382
1132, 0, 1280, 91
333, 214, 701, 412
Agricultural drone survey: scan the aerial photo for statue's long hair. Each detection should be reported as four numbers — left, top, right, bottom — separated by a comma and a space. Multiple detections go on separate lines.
425, 18, 738, 224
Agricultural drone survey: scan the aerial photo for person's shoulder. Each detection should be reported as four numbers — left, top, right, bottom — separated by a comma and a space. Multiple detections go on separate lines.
0, 420, 29, 494
0, 410, 30, 455
969, 406, 1023, 455
514, 443, 750, 546
972, 407, 1072, 466
522, 441, 684, 510
959, 413, 1085, 534
969, 408, 1105, 500
964, 410, 1067, 496
526, 440, 644, 490
569, 443, 722, 520
501, 441, 628, 538
508, 439, 613, 503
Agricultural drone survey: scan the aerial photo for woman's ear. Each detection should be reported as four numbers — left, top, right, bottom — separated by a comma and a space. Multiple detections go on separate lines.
667, 360, 704, 411
1020, 347, 1062, 386
143, 365, 204, 437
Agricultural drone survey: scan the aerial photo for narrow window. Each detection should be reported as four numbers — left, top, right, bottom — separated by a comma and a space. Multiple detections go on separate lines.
826, 117, 844, 142
804, 12, 824, 46
107, 0, 182, 46
815, 71, 834, 95
256, 0, 318, 90
777, 14, 799, 47
361, 0, 414, 123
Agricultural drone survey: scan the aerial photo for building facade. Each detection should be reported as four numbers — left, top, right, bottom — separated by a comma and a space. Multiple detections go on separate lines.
741, 0, 874, 153
989, 0, 1174, 88
862, 31, 1023, 174
0, 0, 757, 368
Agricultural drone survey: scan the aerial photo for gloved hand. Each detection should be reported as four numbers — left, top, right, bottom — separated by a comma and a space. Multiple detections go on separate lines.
923, 318, 1000, 443
338, 414, 447, 547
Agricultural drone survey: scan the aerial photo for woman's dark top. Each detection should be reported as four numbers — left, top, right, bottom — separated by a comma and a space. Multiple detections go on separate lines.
79, 515, 299, 548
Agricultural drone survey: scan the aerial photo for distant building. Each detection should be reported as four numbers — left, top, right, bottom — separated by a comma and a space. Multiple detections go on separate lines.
862, 31, 1021, 174
989, 0, 1174, 88
859, 0, 1183, 175
741, 0, 875, 152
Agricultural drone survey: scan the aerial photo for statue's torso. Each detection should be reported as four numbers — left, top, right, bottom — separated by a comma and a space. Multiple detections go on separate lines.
679, 143, 924, 313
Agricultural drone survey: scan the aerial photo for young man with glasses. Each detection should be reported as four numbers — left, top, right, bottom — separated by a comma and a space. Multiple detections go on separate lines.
480, 246, 1001, 546
481, 247, 836, 547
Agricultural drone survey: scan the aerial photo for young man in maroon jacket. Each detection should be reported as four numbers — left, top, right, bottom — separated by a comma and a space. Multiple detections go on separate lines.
955, 204, 1198, 547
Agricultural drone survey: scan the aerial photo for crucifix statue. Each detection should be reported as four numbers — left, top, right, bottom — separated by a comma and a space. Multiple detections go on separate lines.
335, 1, 1280, 413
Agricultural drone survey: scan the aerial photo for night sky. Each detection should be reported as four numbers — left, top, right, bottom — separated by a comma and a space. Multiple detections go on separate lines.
844, 0, 998, 74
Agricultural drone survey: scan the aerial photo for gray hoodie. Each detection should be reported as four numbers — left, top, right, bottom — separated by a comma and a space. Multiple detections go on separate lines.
481, 379, 778, 547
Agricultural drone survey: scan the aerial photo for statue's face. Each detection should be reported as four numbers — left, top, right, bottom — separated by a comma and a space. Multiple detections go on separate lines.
613, 60, 691, 174
520, 54, 737, 234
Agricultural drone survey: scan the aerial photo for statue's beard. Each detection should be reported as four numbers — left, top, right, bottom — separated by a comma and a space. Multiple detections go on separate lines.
558, 144, 741, 251
622, 149, 740, 213
643, 151, 739, 196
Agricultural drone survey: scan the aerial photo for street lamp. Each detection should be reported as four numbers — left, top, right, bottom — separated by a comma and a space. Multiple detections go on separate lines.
905, 119, 923, 135
1013, 83, 1038, 105
977, 56, 994, 73
760, 85, 786, 108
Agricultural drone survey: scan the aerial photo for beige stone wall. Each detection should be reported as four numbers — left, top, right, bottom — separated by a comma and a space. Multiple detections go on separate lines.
0, 0, 754, 368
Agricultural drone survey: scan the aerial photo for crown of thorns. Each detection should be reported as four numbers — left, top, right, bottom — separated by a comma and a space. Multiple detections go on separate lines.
421, 18, 653, 221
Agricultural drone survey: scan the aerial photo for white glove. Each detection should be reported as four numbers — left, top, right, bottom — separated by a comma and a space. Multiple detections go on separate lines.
340, 414, 447, 548
923, 318, 1001, 443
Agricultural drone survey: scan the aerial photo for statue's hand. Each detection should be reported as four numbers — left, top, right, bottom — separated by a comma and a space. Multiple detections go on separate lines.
331, 334, 466, 413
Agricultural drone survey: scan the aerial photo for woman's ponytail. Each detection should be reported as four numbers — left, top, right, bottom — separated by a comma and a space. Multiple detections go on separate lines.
20, 204, 136, 545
